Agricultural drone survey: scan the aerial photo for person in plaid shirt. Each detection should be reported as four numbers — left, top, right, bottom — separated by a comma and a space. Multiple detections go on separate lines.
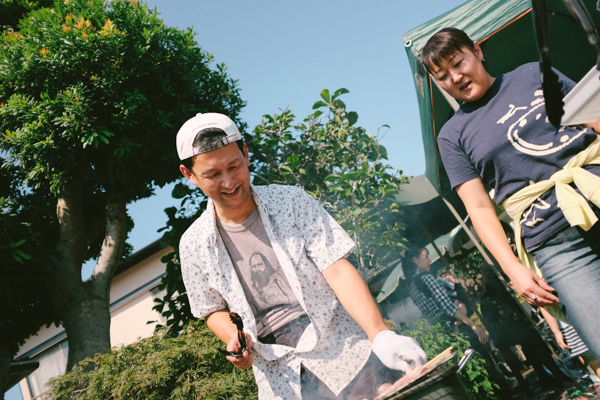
402, 245, 486, 342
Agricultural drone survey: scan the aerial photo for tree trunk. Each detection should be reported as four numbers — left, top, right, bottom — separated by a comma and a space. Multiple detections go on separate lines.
60, 289, 112, 371
0, 344, 12, 400
47, 185, 128, 371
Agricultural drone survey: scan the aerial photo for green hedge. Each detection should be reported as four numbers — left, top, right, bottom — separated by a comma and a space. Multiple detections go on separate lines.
397, 319, 498, 400
47, 320, 258, 400
48, 318, 497, 399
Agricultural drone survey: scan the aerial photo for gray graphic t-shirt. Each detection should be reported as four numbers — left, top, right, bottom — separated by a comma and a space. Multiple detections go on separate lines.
217, 206, 305, 337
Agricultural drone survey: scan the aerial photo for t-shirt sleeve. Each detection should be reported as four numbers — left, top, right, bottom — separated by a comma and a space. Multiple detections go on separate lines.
179, 235, 228, 318
554, 66, 577, 96
294, 188, 357, 272
437, 127, 480, 190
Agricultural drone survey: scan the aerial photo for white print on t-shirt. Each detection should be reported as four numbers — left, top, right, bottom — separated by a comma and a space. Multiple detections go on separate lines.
249, 251, 293, 305
497, 90, 586, 156
521, 198, 550, 227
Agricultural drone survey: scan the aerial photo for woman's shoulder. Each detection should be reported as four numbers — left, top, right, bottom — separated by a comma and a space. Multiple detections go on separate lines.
506, 62, 540, 79
439, 111, 468, 142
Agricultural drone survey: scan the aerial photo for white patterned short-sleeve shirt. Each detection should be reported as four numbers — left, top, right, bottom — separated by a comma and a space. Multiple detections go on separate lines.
179, 184, 372, 399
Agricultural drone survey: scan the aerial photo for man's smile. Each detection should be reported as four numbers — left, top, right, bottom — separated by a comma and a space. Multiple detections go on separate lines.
222, 185, 241, 196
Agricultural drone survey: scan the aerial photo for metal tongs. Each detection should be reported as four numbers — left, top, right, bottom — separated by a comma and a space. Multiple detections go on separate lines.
531, 0, 600, 127
456, 348, 474, 374
214, 312, 247, 357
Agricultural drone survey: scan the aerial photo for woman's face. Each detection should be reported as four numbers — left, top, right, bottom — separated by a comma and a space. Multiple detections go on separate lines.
413, 249, 431, 272
430, 42, 494, 103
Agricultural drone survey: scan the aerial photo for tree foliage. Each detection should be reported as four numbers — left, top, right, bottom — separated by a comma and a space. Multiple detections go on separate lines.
0, 0, 53, 32
155, 89, 408, 333
0, 164, 58, 357
0, 0, 245, 370
0, 0, 244, 198
46, 320, 258, 400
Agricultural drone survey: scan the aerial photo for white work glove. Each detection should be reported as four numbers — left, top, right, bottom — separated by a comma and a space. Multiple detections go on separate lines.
371, 330, 427, 373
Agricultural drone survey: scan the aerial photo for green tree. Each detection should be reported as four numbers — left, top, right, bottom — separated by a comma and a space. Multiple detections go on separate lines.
0, 0, 53, 32
0, 0, 244, 371
46, 320, 258, 400
155, 89, 407, 333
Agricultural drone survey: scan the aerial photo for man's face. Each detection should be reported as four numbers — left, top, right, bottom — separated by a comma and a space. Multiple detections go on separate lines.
430, 43, 493, 103
180, 142, 252, 212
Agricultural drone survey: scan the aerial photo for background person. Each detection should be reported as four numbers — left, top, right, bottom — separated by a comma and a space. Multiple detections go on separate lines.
420, 27, 600, 360
400, 245, 513, 398
402, 245, 487, 343
480, 262, 571, 391
176, 112, 426, 399
540, 307, 600, 381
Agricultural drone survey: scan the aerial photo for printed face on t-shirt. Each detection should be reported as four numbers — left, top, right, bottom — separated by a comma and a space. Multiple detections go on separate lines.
250, 253, 267, 273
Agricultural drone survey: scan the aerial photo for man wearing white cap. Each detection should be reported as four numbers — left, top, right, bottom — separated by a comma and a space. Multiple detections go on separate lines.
176, 112, 427, 399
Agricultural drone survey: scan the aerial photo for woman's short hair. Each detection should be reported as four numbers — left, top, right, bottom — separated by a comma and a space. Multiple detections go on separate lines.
419, 27, 474, 75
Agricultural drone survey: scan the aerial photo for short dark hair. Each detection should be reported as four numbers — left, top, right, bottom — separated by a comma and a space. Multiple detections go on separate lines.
419, 27, 475, 75
180, 127, 244, 170
401, 244, 428, 287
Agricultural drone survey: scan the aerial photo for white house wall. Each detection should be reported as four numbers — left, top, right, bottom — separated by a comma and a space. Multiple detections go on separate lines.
109, 246, 171, 304
110, 287, 166, 348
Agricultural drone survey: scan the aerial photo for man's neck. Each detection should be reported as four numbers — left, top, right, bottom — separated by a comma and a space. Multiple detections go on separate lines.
214, 196, 257, 225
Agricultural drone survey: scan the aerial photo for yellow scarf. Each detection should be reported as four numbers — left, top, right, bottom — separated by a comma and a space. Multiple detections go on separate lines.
502, 136, 600, 322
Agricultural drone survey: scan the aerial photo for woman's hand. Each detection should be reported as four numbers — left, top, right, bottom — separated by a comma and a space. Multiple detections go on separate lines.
455, 301, 468, 316
504, 261, 559, 306
555, 332, 571, 351
472, 324, 489, 344
226, 333, 254, 369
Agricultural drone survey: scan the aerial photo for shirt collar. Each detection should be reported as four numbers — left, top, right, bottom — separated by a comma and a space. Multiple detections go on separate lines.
250, 184, 283, 216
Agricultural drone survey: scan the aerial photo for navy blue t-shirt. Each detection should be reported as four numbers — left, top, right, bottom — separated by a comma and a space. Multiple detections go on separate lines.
438, 62, 600, 250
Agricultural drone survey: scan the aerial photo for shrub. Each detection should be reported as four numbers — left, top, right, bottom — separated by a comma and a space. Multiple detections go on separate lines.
398, 319, 498, 400
47, 320, 258, 400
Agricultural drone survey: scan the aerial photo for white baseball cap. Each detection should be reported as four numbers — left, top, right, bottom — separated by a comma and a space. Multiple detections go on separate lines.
176, 112, 242, 160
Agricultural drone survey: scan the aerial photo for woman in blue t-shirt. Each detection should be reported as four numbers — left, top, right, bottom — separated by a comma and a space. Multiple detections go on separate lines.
420, 27, 600, 358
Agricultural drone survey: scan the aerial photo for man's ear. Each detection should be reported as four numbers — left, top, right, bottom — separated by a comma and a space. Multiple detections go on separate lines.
413, 257, 419, 266
180, 164, 193, 180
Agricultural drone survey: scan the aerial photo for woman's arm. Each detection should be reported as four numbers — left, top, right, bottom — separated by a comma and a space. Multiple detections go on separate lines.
453, 307, 488, 344
539, 307, 570, 350
583, 121, 600, 133
455, 178, 559, 306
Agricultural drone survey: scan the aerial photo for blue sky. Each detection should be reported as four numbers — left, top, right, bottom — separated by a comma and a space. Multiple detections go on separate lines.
8, 0, 465, 397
